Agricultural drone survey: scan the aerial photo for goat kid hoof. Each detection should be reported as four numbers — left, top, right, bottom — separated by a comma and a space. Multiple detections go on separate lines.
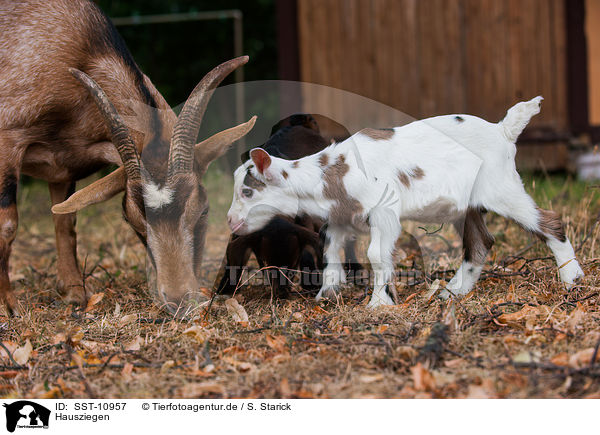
437, 289, 464, 300
367, 294, 395, 308
315, 287, 340, 302
560, 261, 584, 289
367, 287, 395, 308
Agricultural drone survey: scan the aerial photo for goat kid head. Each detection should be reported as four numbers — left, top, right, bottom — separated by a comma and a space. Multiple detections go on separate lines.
228, 148, 302, 235
53, 57, 256, 317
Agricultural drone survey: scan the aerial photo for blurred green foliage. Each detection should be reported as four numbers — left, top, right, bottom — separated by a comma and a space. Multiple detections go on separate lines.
95, 0, 277, 105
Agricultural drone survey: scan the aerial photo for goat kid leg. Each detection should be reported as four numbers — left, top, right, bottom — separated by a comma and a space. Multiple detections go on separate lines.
0, 166, 19, 315
491, 189, 584, 287
49, 182, 87, 305
343, 238, 366, 282
315, 225, 346, 302
367, 214, 401, 308
216, 235, 252, 295
440, 209, 495, 299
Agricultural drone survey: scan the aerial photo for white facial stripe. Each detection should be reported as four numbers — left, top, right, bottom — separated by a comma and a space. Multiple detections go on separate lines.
143, 182, 174, 209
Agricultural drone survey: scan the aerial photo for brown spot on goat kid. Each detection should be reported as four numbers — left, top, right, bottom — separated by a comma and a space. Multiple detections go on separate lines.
398, 166, 426, 188
413, 166, 425, 179
322, 155, 364, 228
462, 208, 495, 264
398, 171, 410, 188
318, 153, 329, 167
281, 170, 289, 179
360, 127, 395, 141
243, 170, 266, 191
535, 208, 566, 242
292, 161, 300, 169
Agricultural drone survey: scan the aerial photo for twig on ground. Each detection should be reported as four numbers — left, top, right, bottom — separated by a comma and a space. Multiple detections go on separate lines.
0, 342, 23, 368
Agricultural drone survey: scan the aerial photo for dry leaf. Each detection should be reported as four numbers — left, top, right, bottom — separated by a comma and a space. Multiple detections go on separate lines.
280, 378, 292, 397
52, 333, 66, 345
124, 336, 143, 351
444, 358, 466, 369
411, 362, 436, 391
84, 292, 104, 312
71, 351, 85, 369
121, 362, 134, 379
569, 348, 600, 369
236, 362, 253, 372
359, 374, 384, 383
70, 328, 84, 343
160, 360, 175, 373
180, 382, 224, 398
567, 303, 586, 331
503, 335, 522, 345
466, 379, 498, 399
225, 298, 249, 324
376, 325, 389, 334
496, 305, 541, 329
119, 313, 138, 327
422, 279, 441, 300
222, 356, 254, 372
265, 334, 287, 353
13, 340, 33, 365
550, 352, 570, 367
182, 326, 209, 343
512, 350, 541, 364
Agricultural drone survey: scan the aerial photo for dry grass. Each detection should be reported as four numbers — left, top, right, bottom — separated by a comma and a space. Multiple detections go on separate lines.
1, 170, 599, 399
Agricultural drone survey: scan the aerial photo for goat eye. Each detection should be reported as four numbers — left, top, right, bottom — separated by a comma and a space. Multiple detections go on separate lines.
241, 188, 253, 198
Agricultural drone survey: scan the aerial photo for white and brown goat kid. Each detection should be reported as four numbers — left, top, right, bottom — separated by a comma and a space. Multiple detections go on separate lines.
227, 97, 585, 307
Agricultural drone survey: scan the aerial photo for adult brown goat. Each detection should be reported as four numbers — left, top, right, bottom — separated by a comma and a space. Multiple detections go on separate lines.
0, 0, 255, 316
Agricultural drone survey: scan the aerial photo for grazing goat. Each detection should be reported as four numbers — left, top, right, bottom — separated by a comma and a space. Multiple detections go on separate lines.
218, 114, 362, 297
0, 0, 254, 315
227, 97, 585, 307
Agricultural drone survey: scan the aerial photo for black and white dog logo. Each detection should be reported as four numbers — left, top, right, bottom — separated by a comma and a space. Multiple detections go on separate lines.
3, 401, 50, 432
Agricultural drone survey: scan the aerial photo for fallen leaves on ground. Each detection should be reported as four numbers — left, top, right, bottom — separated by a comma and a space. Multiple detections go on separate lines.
225, 298, 249, 325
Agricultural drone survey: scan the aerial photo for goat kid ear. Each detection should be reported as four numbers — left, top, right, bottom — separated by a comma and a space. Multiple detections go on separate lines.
194, 116, 257, 176
250, 147, 272, 175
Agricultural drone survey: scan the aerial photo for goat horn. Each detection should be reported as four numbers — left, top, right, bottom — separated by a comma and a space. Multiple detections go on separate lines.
167, 56, 248, 182
69, 68, 142, 181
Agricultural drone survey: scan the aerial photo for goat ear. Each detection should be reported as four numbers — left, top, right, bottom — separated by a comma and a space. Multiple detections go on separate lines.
194, 116, 257, 176
250, 148, 272, 174
51, 167, 126, 214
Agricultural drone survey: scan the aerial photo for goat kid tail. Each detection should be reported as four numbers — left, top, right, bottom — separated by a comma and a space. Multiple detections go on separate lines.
500, 96, 543, 143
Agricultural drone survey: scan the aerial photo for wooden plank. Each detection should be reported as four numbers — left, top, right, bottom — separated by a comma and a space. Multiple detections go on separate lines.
587, 0, 600, 126
566, 0, 589, 133
390, 0, 420, 119
552, 0, 568, 132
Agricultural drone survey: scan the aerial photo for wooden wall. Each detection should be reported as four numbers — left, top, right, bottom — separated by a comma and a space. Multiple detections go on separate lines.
297, 0, 568, 138
586, 0, 600, 126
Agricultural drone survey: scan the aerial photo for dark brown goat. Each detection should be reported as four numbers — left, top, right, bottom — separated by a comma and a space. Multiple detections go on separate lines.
0, 0, 254, 315
217, 114, 363, 297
